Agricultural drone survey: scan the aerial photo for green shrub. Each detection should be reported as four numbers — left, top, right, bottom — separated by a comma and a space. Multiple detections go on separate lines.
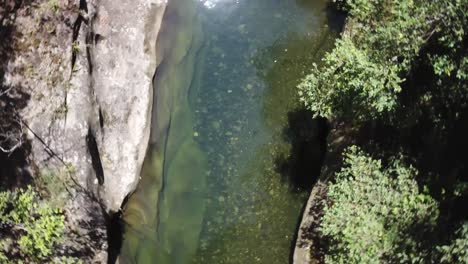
10, 187, 36, 223
0, 186, 65, 261
320, 146, 439, 263
299, 0, 468, 122
298, 37, 401, 120
0, 191, 10, 222
19, 206, 65, 259
438, 222, 468, 263
340, 0, 431, 72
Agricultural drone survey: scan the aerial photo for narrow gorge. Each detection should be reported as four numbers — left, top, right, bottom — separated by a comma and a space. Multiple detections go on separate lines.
2, 0, 466, 263
1, 0, 341, 262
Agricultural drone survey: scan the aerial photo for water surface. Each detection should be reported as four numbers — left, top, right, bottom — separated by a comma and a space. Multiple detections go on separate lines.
121, 0, 339, 263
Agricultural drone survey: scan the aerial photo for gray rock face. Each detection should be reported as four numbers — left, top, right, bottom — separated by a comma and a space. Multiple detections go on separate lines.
21, 0, 165, 212
3, 0, 166, 261
84, 0, 167, 212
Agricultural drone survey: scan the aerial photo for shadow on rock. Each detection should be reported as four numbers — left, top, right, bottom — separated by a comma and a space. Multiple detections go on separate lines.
0, 0, 33, 189
275, 108, 329, 192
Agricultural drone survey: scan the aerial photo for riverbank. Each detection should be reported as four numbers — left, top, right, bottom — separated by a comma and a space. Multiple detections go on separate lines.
293, 120, 358, 263
0, 0, 167, 261
294, 0, 468, 262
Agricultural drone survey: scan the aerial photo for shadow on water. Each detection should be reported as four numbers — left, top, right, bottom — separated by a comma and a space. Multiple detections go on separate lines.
252, 31, 335, 194
295, 0, 346, 33
278, 109, 329, 264
324, 2, 346, 33
275, 109, 329, 192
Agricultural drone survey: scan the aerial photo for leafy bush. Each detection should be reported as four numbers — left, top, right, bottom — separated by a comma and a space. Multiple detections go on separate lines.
19, 206, 65, 259
298, 37, 401, 120
339, 0, 431, 72
438, 222, 468, 263
298, 0, 468, 122
0, 186, 65, 261
320, 146, 439, 263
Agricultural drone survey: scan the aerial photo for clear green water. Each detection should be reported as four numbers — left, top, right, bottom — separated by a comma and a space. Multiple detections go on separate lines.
120, 0, 338, 263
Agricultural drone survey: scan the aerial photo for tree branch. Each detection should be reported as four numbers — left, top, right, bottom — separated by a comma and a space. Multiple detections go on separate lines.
0, 87, 13, 97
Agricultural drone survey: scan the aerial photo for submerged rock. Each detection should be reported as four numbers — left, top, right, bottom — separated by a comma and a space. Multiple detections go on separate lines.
119, 0, 208, 262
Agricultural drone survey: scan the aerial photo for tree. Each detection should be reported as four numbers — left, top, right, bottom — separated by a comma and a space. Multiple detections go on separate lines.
298, 0, 468, 122
320, 146, 439, 263
438, 222, 468, 264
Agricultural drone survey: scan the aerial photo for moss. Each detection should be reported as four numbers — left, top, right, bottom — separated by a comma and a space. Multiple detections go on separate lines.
36, 164, 77, 209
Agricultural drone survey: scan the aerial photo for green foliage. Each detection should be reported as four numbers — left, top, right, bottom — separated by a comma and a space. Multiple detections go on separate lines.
0, 186, 65, 261
299, 0, 468, 121
0, 191, 10, 222
72, 41, 80, 53
0, 252, 8, 263
19, 206, 65, 259
303, 0, 468, 262
340, 0, 430, 71
320, 146, 439, 263
10, 187, 35, 223
438, 222, 468, 263
298, 37, 401, 120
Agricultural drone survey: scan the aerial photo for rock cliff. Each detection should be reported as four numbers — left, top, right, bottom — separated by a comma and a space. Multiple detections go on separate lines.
1, 0, 167, 261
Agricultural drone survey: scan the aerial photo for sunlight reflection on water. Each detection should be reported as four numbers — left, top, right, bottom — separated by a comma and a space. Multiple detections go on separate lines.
199, 0, 239, 9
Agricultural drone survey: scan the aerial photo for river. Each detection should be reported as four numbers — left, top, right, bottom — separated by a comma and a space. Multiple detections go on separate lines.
120, 0, 340, 263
